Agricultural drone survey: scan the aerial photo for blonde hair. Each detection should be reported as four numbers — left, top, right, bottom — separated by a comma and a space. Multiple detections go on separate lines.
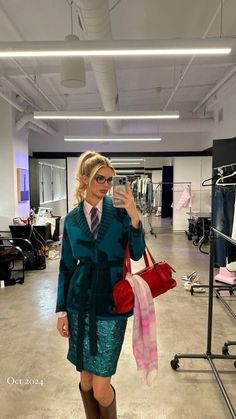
74, 151, 115, 203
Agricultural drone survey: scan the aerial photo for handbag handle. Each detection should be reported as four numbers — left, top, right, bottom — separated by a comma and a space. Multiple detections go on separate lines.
122, 244, 156, 277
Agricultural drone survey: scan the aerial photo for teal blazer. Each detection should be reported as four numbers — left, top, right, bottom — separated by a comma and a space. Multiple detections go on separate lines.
55, 196, 145, 358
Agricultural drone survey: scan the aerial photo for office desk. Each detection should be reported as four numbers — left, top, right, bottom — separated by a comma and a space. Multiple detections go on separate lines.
9, 224, 52, 248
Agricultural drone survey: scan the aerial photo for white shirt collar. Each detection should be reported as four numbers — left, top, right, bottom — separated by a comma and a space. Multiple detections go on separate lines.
84, 198, 103, 215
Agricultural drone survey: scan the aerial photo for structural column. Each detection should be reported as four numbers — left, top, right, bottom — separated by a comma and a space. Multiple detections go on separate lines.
0, 96, 29, 225
0, 97, 16, 218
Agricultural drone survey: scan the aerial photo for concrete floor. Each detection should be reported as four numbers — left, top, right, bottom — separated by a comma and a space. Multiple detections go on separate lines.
0, 223, 235, 419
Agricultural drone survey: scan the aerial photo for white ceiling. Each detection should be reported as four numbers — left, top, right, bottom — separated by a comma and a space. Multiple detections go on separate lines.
0, 0, 235, 152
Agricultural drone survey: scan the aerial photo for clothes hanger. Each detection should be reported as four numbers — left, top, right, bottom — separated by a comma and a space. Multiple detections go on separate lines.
202, 174, 220, 187
215, 170, 236, 186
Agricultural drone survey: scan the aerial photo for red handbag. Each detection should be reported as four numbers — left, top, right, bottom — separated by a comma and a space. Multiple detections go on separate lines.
113, 245, 176, 314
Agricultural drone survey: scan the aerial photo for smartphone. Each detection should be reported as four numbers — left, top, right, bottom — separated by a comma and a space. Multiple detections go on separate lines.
112, 175, 127, 207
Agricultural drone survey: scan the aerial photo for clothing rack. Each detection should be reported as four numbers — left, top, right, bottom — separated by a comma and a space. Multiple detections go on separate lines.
211, 166, 236, 319
147, 181, 192, 237
171, 227, 236, 418
171, 168, 236, 419
190, 282, 236, 317
215, 162, 236, 171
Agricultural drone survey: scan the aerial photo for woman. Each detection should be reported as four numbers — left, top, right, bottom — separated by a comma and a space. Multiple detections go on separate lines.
56, 151, 145, 419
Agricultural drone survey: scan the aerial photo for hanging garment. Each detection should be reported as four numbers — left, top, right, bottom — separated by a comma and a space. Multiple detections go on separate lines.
232, 195, 236, 241
142, 178, 147, 196
146, 179, 153, 212
213, 185, 236, 266
137, 178, 142, 194
153, 185, 161, 208
132, 179, 138, 199
176, 185, 191, 210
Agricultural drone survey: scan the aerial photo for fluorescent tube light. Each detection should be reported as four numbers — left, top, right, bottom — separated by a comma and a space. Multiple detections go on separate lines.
0, 39, 232, 58
34, 111, 179, 120
116, 170, 135, 174
110, 158, 145, 161
64, 135, 161, 142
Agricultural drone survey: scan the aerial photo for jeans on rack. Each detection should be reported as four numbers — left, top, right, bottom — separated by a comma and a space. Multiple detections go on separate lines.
213, 185, 236, 266
146, 182, 153, 213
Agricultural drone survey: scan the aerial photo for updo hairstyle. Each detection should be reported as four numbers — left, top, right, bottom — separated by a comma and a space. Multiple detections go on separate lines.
75, 151, 115, 202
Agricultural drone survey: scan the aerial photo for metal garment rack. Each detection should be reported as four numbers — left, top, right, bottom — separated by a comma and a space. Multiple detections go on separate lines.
170, 226, 236, 419
191, 283, 236, 320
215, 287, 236, 321
148, 181, 192, 237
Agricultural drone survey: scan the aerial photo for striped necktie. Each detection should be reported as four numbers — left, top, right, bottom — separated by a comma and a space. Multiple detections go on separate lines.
90, 207, 100, 237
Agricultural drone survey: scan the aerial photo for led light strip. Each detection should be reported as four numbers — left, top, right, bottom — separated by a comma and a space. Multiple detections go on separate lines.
34, 111, 179, 120
112, 162, 143, 165
0, 39, 232, 58
110, 158, 145, 162
64, 136, 161, 142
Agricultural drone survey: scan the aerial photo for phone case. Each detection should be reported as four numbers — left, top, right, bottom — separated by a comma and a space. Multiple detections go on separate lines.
112, 176, 127, 207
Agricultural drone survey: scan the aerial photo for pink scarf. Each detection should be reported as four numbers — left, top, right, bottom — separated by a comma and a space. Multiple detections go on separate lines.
126, 273, 158, 385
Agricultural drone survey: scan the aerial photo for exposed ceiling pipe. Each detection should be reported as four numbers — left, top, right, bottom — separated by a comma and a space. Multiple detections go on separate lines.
0, 90, 24, 112
28, 122, 50, 136
2, 77, 40, 110
163, 0, 226, 111
77, 0, 121, 132
12, 59, 60, 111
193, 65, 236, 113
16, 114, 56, 135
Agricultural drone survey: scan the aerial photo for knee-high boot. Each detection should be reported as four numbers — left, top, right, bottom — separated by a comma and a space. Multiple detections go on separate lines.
79, 383, 100, 419
98, 385, 117, 419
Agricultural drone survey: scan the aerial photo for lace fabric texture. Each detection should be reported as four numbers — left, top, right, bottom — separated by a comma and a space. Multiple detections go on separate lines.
67, 310, 127, 377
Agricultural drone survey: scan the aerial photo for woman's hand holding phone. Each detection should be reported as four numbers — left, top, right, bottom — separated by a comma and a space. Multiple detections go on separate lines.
113, 182, 140, 228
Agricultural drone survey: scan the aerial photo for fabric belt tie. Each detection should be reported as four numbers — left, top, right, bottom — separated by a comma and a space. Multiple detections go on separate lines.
75, 258, 123, 371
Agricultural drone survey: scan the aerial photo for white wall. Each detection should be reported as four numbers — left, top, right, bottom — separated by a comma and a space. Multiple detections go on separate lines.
67, 157, 79, 211
14, 130, 30, 218
0, 98, 15, 220
203, 73, 236, 149
152, 170, 162, 183
41, 199, 67, 218
212, 96, 236, 144
0, 97, 30, 229
173, 156, 212, 231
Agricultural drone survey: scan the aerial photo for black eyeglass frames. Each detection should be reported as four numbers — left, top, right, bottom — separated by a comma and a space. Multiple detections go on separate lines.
95, 175, 113, 185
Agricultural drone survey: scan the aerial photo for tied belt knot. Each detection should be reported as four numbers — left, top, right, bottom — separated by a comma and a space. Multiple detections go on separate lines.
75, 258, 123, 371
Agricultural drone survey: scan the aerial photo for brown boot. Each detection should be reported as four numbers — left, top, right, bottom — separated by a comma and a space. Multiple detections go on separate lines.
98, 385, 117, 419
79, 383, 100, 419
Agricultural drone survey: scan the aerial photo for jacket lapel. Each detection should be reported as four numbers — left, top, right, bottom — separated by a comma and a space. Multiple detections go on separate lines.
73, 196, 115, 244
75, 201, 94, 240
96, 196, 115, 244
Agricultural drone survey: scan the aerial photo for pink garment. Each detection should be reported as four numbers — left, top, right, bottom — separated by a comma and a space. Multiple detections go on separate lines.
176, 185, 191, 210
232, 196, 236, 240
126, 273, 158, 385
215, 267, 236, 285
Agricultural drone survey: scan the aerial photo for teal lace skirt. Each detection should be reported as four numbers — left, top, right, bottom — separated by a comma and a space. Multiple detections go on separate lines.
67, 311, 127, 377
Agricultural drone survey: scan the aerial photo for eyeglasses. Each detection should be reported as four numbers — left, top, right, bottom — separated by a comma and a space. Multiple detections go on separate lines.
95, 175, 113, 185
